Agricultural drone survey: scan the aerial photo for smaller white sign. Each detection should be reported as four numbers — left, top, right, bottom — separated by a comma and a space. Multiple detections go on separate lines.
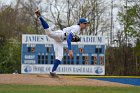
22, 34, 106, 45
24, 55, 35, 59
21, 64, 105, 75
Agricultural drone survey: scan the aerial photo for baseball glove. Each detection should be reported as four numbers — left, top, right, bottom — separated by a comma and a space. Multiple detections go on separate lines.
72, 35, 81, 42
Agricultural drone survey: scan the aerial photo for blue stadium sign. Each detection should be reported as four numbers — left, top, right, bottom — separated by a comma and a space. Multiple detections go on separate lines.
21, 34, 106, 75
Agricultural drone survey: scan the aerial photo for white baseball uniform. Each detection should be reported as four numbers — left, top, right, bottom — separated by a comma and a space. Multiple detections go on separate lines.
44, 25, 81, 61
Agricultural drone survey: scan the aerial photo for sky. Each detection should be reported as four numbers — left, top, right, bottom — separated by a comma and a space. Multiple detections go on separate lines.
0, 0, 16, 6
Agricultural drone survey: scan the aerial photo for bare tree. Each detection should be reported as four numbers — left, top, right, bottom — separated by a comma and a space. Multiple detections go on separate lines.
18, 0, 42, 33
40, 0, 109, 35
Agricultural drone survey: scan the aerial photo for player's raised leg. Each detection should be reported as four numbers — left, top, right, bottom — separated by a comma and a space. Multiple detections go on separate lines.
35, 10, 55, 39
35, 10, 64, 42
35, 10, 49, 29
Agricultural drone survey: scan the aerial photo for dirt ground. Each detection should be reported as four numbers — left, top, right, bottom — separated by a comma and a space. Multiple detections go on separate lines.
0, 74, 133, 87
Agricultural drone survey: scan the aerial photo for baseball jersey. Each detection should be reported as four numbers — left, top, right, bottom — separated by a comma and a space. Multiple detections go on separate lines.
63, 25, 80, 36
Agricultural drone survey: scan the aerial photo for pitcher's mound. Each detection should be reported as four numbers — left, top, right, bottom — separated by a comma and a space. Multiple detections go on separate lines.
0, 74, 133, 87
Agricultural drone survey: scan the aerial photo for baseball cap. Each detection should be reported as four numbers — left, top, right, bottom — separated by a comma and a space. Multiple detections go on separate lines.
78, 18, 89, 25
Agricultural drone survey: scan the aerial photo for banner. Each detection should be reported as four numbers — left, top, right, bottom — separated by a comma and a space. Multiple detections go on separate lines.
22, 64, 105, 75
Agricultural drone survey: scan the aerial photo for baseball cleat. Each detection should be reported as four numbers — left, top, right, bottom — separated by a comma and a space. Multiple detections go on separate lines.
50, 72, 59, 78
35, 10, 41, 17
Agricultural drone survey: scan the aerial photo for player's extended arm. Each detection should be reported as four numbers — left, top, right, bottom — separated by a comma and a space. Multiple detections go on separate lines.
67, 33, 74, 58
67, 33, 73, 50
39, 16, 49, 29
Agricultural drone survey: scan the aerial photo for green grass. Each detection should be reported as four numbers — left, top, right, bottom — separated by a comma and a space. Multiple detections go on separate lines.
0, 85, 140, 93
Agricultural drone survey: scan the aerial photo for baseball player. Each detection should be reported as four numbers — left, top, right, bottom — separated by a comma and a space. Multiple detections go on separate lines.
35, 10, 89, 77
